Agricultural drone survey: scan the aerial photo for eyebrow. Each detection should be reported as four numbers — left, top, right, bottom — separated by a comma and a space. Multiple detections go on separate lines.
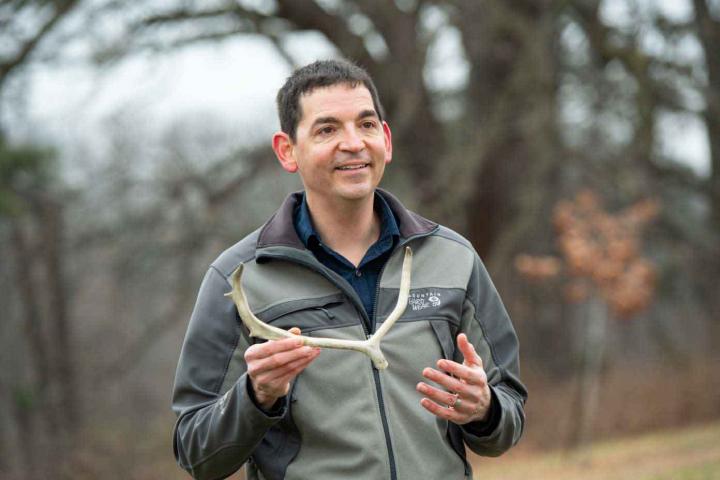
358, 109, 379, 120
310, 109, 379, 130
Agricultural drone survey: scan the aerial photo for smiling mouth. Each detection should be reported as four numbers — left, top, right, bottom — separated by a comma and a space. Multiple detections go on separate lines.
336, 163, 369, 171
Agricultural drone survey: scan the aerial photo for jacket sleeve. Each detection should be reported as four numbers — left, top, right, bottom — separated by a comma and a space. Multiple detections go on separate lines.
458, 254, 527, 457
171, 266, 285, 480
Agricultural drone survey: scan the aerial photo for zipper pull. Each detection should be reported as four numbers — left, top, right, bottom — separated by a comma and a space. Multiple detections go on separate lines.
315, 306, 334, 319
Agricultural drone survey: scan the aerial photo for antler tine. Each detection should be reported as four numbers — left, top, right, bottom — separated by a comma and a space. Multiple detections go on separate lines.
371, 247, 413, 340
226, 246, 413, 370
226, 265, 294, 340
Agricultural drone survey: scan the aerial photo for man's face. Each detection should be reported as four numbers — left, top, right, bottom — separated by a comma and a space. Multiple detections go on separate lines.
275, 84, 392, 206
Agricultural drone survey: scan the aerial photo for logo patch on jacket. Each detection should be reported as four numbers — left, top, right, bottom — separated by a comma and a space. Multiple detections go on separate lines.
408, 291, 442, 311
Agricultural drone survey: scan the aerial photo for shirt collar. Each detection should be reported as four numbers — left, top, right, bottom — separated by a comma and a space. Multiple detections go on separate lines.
294, 192, 400, 250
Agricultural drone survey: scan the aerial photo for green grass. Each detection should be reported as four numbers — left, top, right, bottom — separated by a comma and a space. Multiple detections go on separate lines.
650, 459, 720, 480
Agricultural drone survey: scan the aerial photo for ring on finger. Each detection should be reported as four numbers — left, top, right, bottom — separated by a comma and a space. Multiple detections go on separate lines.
449, 393, 461, 410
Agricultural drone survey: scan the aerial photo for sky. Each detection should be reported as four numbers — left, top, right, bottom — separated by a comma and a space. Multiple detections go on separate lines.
22, 36, 295, 146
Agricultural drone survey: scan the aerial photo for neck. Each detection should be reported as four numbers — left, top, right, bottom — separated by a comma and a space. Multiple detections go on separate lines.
305, 193, 380, 266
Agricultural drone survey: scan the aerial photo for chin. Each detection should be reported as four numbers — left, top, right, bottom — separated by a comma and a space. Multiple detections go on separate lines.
335, 184, 376, 202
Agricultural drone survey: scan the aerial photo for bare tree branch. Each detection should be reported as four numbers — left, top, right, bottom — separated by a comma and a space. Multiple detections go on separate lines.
275, 0, 372, 64
0, 0, 81, 90
90, 148, 269, 383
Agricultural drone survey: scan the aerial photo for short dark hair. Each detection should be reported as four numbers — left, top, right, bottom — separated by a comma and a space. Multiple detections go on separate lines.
276, 59, 385, 141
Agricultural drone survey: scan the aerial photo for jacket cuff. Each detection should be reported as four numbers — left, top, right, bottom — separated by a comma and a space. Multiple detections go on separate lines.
461, 385, 500, 437
245, 375, 287, 418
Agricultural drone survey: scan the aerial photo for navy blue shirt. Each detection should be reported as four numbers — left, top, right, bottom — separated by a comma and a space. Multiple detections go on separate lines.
293, 192, 400, 331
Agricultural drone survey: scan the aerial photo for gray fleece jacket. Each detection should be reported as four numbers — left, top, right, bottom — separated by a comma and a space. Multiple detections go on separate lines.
172, 190, 527, 480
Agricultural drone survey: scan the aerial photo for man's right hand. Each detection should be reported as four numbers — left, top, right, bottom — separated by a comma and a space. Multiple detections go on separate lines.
244, 327, 320, 410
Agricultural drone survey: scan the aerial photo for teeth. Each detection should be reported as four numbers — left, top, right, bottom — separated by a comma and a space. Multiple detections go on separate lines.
338, 164, 367, 170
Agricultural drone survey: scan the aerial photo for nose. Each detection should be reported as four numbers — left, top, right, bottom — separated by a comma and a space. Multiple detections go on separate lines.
339, 127, 364, 152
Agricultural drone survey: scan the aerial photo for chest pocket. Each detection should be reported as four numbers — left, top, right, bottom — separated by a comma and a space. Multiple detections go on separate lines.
252, 293, 354, 334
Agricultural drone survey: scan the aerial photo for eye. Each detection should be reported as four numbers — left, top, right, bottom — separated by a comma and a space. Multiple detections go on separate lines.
361, 120, 378, 130
317, 125, 336, 136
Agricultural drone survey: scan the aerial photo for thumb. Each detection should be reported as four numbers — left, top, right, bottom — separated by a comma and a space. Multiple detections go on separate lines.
288, 327, 301, 336
458, 333, 482, 368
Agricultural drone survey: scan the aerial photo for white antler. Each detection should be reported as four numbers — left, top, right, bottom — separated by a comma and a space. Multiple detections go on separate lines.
225, 247, 413, 370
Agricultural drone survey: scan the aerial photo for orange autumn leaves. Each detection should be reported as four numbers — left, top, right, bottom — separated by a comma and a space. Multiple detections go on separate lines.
515, 190, 660, 319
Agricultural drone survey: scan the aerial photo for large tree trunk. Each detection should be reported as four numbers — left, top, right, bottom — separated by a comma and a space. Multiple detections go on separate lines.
692, 0, 720, 234
456, 0, 562, 263
692, 0, 720, 331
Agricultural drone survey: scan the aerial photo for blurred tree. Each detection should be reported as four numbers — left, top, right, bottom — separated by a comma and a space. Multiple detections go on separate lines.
553, 0, 719, 356
0, 109, 283, 476
455, 1, 563, 264
1, 0, 105, 453
690, 0, 720, 234
79, 115, 276, 384
689, 0, 720, 319
0, 135, 78, 473
516, 190, 659, 447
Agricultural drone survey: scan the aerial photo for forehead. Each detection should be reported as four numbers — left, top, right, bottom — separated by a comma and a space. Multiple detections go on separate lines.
298, 84, 376, 124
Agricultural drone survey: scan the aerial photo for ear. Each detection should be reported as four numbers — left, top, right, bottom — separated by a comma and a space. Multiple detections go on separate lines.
382, 121, 393, 164
272, 132, 298, 173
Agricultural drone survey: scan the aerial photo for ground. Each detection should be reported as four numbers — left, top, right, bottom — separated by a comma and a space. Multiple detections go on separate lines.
472, 421, 720, 480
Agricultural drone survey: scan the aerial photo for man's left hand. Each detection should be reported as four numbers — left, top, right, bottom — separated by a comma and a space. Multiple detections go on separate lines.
416, 333, 492, 425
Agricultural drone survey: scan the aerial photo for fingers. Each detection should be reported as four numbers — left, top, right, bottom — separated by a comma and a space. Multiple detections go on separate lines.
416, 382, 460, 409
419, 396, 465, 423
244, 326, 303, 366
261, 351, 319, 387
245, 336, 304, 362
248, 348, 319, 386
425, 356, 487, 388
246, 343, 320, 378
457, 333, 482, 368
422, 366, 481, 402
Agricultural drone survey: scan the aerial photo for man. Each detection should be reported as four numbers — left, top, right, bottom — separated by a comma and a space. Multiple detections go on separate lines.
172, 59, 526, 480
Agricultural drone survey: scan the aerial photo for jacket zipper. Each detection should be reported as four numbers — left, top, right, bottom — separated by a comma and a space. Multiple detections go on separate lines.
368, 233, 436, 480
371, 255, 397, 480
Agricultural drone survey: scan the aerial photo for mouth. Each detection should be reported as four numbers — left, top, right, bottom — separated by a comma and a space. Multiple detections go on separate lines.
335, 163, 370, 171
